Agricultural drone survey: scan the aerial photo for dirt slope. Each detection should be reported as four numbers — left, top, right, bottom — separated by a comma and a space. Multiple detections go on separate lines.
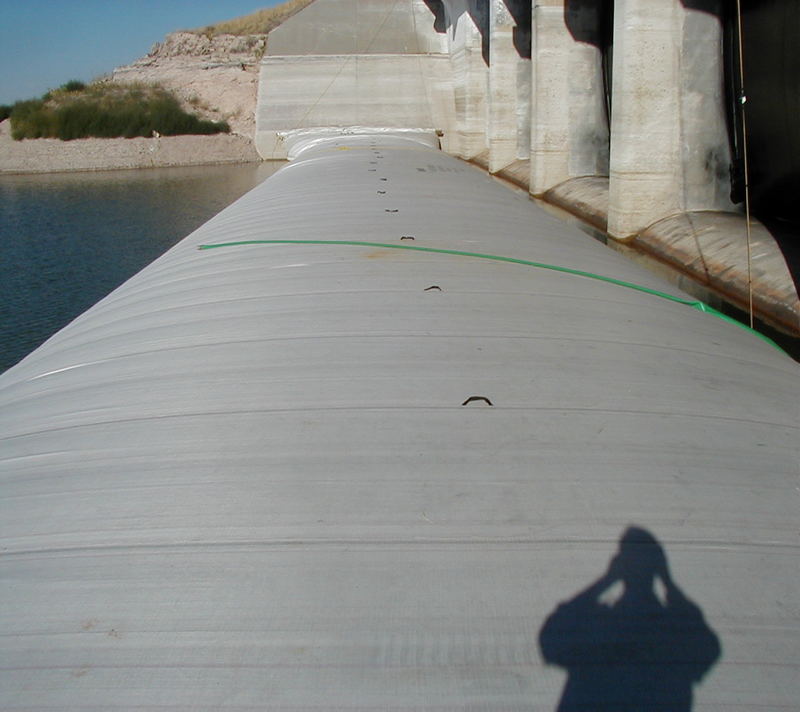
112, 32, 266, 140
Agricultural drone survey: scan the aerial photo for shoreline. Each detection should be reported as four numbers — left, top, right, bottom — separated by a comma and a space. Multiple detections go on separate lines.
0, 119, 262, 175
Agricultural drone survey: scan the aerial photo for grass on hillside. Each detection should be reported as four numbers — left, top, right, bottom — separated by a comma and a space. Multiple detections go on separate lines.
8, 81, 229, 141
190, 0, 316, 36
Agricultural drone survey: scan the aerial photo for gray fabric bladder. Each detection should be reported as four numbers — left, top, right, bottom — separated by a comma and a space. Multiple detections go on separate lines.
1, 133, 798, 710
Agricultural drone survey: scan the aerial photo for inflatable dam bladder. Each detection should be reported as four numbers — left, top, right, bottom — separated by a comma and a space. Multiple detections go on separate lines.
1, 132, 798, 710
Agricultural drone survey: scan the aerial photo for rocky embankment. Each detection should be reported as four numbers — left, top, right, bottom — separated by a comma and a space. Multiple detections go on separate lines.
0, 32, 267, 174
113, 32, 266, 139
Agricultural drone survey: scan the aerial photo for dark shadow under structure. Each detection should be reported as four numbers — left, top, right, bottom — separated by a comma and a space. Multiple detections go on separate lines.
539, 527, 721, 711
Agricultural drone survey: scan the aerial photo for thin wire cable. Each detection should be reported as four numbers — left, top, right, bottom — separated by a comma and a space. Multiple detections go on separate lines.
735, 0, 755, 328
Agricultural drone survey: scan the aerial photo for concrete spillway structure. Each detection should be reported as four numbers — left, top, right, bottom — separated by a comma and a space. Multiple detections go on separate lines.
1, 132, 798, 709
256, 0, 456, 156
256, 0, 800, 336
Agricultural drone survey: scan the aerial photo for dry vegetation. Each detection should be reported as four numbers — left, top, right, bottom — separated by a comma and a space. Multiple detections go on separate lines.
189, 0, 316, 37
9, 81, 229, 141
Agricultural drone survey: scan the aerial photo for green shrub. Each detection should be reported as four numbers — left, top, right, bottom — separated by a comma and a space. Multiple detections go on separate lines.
0, 105, 12, 122
10, 99, 52, 139
9, 83, 229, 141
60, 80, 86, 92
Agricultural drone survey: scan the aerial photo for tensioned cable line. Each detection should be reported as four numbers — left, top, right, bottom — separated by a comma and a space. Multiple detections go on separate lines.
197, 238, 784, 352
735, 0, 754, 329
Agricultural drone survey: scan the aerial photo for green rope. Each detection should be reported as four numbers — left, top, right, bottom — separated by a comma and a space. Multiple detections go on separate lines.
197, 239, 784, 353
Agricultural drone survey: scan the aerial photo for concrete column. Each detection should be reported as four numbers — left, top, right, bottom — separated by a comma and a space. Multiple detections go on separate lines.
530, 0, 608, 195
488, 0, 531, 173
445, 0, 489, 159
608, 0, 733, 239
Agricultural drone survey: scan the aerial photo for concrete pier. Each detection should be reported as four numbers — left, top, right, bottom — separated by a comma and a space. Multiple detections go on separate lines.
530, 0, 608, 195
608, 0, 734, 238
487, 0, 530, 173
446, 0, 489, 159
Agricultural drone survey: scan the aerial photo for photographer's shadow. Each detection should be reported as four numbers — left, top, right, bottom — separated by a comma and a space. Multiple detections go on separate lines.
539, 527, 721, 711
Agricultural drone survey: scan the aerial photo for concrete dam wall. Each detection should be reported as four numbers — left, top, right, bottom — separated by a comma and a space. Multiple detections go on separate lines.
256, 0, 800, 337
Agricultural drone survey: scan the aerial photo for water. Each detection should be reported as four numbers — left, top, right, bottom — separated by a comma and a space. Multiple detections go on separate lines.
0, 162, 283, 373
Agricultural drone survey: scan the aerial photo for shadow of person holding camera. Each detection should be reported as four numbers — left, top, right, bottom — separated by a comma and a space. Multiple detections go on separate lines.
539, 527, 721, 711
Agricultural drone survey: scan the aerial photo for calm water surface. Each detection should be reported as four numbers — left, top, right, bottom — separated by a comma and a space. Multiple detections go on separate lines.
0, 162, 283, 373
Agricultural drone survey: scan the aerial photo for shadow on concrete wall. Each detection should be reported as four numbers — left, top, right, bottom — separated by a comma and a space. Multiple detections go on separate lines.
422, 0, 447, 33
470, 1, 490, 66
435, 0, 490, 65
737, 0, 800, 231
506, 0, 532, 59
760, 216, 800, 296
681, 0, 724, 13
563, 0, 613, 47
564, 0, 720, 43
539, 526, 721, 711
563, 0, 614, 123
439, 0, 530, 64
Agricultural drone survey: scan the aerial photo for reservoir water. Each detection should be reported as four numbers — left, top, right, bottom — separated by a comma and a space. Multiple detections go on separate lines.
0, 162, 283, 373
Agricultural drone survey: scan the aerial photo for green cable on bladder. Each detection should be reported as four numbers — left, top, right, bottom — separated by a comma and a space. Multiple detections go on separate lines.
197, 239, 784, 353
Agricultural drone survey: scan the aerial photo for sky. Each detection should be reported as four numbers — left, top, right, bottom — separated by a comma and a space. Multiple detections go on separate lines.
0, 0, 283, 105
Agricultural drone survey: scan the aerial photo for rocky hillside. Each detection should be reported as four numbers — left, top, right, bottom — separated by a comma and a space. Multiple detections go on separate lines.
109, 0, 316, 141
109, 0, 318, 140
112, 32, 266, 139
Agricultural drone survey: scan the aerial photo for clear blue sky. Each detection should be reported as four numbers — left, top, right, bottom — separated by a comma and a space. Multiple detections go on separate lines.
0, 1, 282, 105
